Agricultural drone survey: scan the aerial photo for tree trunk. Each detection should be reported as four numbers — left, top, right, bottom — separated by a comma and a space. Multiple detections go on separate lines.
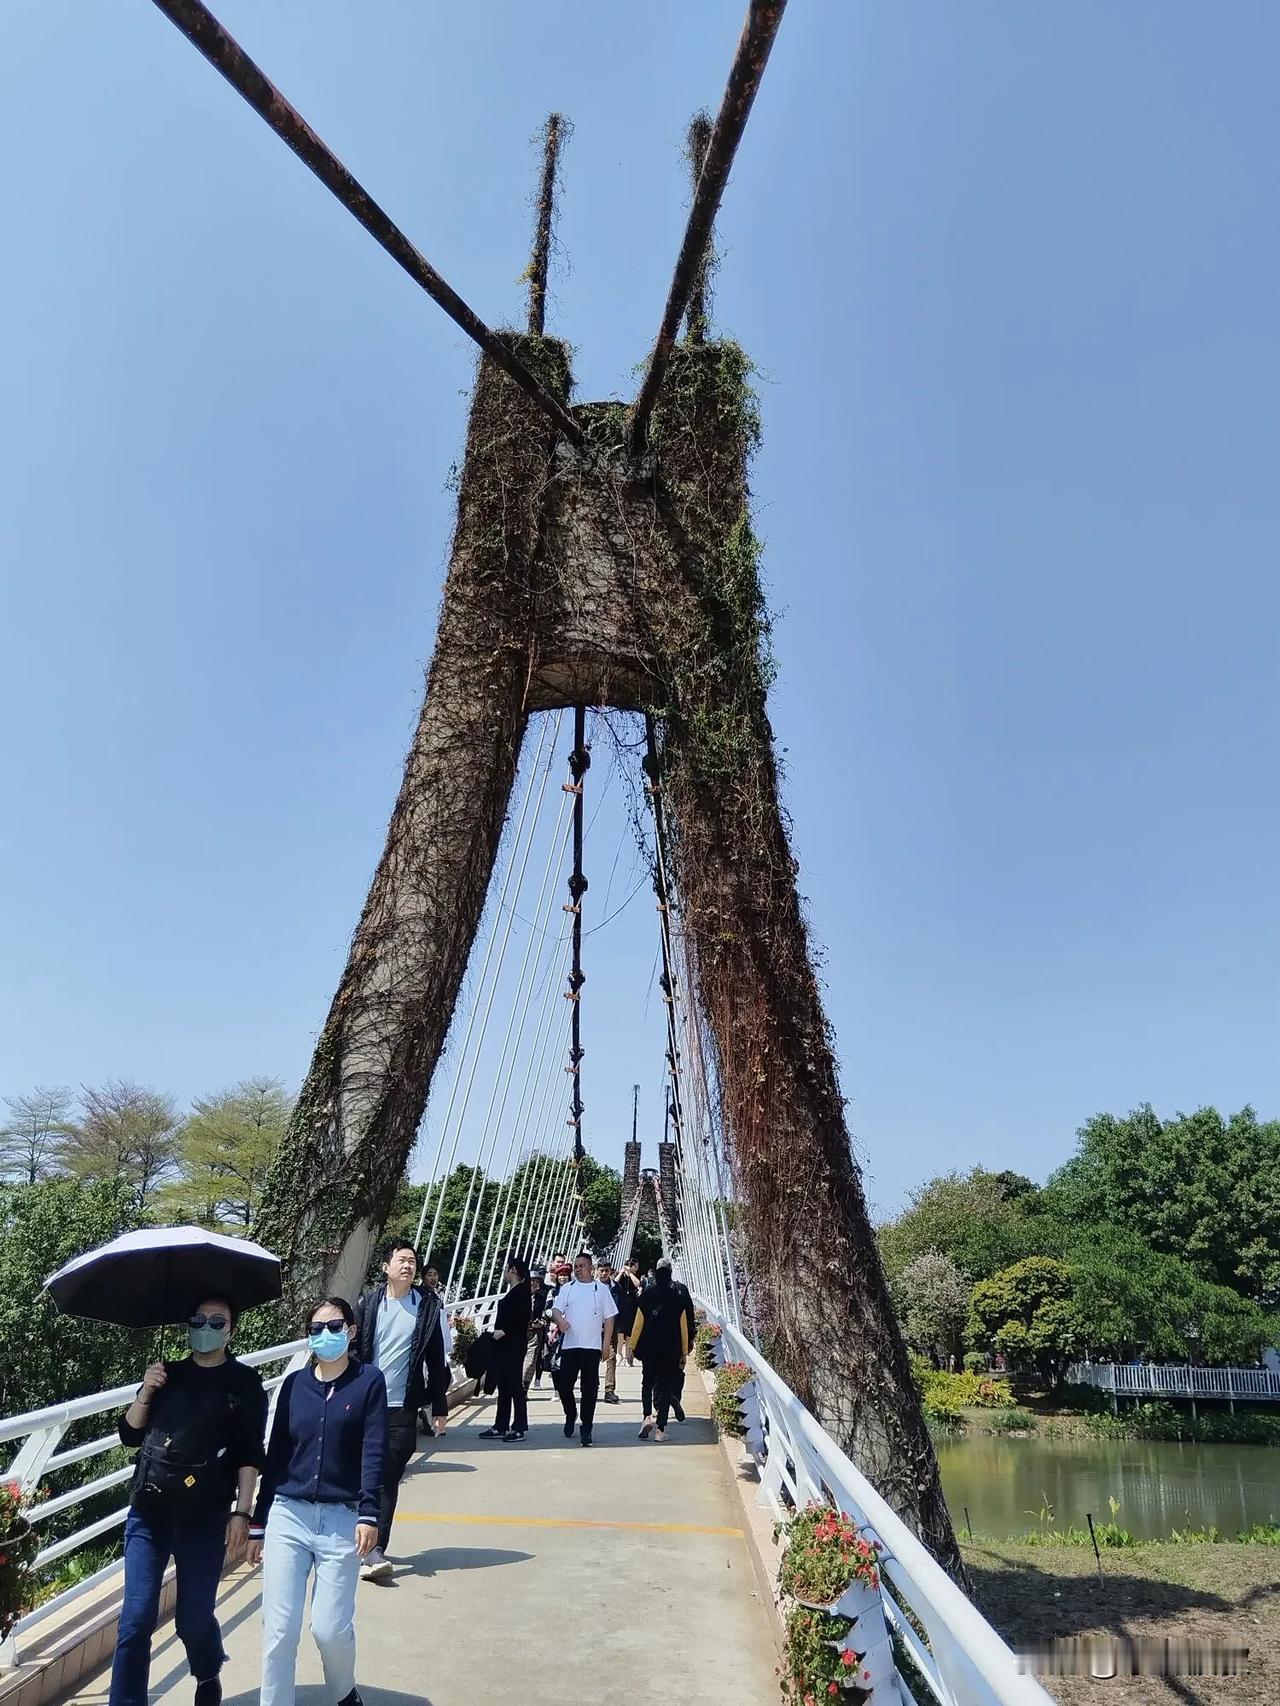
254, 336, 571, 1314
650, 344, 964, 1576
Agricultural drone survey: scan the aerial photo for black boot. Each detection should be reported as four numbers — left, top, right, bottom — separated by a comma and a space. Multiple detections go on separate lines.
337, 1692, 364, 1706
194, 1681, 222, 1706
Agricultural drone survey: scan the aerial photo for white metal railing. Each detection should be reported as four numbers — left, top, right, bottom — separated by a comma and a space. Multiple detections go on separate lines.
0, 1292, 498, 1663
699, 1308, 1052, 1706
1068, 1360, 1280, 1401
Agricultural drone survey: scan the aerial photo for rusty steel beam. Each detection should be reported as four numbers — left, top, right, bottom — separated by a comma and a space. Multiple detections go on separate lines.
528, 113, 566, 337
629, 0, 789, 451
149, 0, 583, 446
685, 112, 714, 344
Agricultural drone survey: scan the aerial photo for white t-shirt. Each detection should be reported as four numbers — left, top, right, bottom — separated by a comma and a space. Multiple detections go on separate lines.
554, 1279, 616, 1351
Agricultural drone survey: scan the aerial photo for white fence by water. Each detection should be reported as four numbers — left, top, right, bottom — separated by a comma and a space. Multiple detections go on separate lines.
700, 1308, 1052, 1706
1068, 1360, 1280, 1404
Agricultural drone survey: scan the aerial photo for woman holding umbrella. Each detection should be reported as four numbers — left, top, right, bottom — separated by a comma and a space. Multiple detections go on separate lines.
110, 1293, 268, 1706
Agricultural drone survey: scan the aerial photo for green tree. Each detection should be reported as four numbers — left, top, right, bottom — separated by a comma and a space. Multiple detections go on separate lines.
969, 1256, 1084, 1390
1065, 1226, 1278, 1365
894, 1250, 971, 1369
58, 1080, 180, 1209
877, 1167, 1037, 1283
164, 1078, 290, 1228
0, 1178, 151, 1415
0, 1086, 72, 1185
580, 1159, 621, 1253
1048, 1104, 1280, 1302
631, 1219, 663, 1273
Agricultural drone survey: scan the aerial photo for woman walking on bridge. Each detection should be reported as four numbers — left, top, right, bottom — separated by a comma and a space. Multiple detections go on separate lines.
247, 1296, 387, 1706
480, 1255, 533, 1440
628, 1259, 691, 1441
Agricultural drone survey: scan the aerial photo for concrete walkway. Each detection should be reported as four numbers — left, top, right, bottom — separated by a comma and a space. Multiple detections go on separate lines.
69, 1360, 778, 1706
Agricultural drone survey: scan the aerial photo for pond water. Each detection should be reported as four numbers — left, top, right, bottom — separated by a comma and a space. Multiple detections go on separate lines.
936, 1433, 1280, 1540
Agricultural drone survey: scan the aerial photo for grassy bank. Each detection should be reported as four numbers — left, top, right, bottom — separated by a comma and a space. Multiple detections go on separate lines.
964, 1535, 1278, 1704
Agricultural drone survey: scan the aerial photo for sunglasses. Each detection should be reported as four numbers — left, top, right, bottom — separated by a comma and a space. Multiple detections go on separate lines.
307, 1318, 349, 1336
189, 1313, 229, 1331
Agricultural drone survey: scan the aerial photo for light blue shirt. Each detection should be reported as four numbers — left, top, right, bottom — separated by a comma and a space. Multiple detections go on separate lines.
375, 1289, 419, 1408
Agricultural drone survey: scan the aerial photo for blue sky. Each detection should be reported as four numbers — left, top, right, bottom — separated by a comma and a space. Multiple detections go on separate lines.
2, 1, 1277, 1217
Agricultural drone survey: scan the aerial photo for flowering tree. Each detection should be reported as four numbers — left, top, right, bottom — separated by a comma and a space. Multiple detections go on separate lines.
894, 1249, 971, 1369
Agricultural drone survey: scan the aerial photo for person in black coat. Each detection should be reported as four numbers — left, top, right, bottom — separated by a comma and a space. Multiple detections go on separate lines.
628, 1259, 692, 1440
111, 1295, 267, 1706
480, 1257, 533, 1441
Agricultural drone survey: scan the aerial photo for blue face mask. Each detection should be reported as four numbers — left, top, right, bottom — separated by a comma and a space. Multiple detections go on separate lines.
189, 1323, 230, 1355
309, 1327, 350, 1361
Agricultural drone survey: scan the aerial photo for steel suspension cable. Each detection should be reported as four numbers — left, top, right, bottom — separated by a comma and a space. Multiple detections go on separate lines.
416, 713, 563, 1260
474, 936, 573, 1296
445, 787, 575, 1298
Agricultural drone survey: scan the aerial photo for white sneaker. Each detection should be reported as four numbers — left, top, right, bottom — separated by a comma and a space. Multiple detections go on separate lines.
359, 1548, 393, 1582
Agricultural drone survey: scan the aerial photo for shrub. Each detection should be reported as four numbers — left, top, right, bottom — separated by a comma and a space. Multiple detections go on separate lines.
919, 1369, 1016, 1413
925, 1402, 964, 1438
1238, 1524, 1280, 1545
963, 1352, 987, 1374
1084, 1402, 1280, 1446
985, 1407, 1037, 1433
450, 1314, 477, 1367
712, 1361, 752, 1436
0, 1480, 38, 1640
694, 1321, 722, 1371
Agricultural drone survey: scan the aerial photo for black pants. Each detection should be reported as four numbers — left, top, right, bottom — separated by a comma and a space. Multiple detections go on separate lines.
494, 1341, 528, 1434
378, 1405, 419, 1552
557, 1349, 601, 1434
648, 1355, 683, 1429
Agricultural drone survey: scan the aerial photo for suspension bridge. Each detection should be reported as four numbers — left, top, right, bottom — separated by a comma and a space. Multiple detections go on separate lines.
1, 1, 1064, 1701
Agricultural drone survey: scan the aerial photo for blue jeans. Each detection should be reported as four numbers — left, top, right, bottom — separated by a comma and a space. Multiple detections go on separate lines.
109, 1506, 227, 1706
260, 1497, 360, 1706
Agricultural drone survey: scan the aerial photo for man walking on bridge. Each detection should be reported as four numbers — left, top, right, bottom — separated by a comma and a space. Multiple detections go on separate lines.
551, 1252, 615, 1447
354, 1239, 448, 1580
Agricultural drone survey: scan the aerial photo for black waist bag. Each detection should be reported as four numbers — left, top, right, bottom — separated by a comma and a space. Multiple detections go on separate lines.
131, 1441, 223, 1516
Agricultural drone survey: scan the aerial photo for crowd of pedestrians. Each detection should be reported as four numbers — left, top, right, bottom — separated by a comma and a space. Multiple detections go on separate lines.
108, 1239, 694, 1706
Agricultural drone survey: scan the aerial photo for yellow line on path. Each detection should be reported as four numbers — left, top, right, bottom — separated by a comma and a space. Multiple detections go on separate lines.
397, 1511, 743, 1539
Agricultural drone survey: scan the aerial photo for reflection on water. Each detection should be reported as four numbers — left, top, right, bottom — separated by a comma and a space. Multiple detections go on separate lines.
936, 1433, 1280, 1539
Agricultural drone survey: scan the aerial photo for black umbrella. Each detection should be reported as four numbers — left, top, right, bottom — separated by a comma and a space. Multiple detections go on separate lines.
44, 1225, 282, 1328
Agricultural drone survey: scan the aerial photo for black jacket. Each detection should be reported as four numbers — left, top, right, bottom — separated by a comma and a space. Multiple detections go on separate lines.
355, 1282, 448, 1416
252, 1356, 387, 1530
630, 1279, 695, 1363
611, 1272, 641, 1334
120, 1355, 267, 1512
494, 1281, 533, 1342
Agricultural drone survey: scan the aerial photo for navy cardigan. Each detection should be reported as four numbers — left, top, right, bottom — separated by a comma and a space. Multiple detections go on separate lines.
251, 1356, 387, 1532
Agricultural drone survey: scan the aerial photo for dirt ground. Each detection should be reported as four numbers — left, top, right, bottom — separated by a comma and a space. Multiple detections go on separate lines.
962, 1539, 1279, 1705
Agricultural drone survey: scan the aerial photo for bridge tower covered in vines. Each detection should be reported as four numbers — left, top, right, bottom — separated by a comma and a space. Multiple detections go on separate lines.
153, 0, 962, 1577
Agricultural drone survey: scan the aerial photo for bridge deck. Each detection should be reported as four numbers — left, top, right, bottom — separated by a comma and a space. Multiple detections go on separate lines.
68, 1362, 778, 1706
